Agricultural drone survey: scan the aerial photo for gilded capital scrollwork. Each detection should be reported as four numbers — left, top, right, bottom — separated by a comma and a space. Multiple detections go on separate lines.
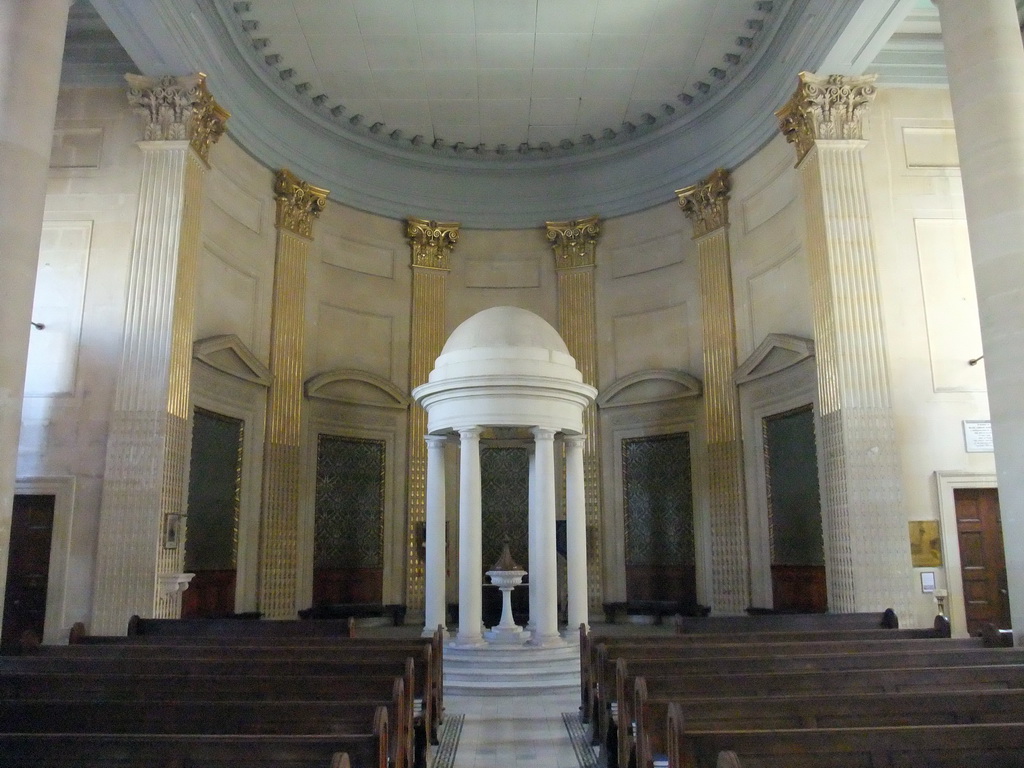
125, 73, 229, 163
407, 218, 460, 270
546, 216, 601, 269
676, 168, 731, 239
776, 72, 878, 163
274, 169, 329, 238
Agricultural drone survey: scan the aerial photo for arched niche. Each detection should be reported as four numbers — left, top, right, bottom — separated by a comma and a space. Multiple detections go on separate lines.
597, 369, 709, 609
300, 369, 410, 611
190, 334, 272, 615
736, 334, 820, 610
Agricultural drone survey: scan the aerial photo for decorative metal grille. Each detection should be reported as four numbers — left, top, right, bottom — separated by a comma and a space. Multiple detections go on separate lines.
480, 446, 530, 569
314, 435, 385, 569
622, 433, 694, 569
185, 408, 243, 571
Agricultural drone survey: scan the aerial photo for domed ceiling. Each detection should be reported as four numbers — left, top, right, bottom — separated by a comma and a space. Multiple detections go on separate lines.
87, 0, 933, 227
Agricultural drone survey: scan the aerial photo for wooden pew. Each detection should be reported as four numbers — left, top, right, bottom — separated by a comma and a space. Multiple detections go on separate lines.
665, 706, 1024, 768
613, 650, 1024, 768
126, 614, 357, 637
634, 680, 1024, 768
674, 607, 899, 634
0, 731, 375, 768
65, 621, 446, 745
0, 667, 415, 768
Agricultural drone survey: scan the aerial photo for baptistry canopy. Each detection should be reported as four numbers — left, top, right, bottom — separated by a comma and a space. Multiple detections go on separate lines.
413, 306, 597, 434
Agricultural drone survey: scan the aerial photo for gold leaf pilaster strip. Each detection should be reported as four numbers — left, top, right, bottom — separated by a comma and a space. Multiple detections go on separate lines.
405, 218, 459, 611
546, 216, 601, 269
407, 218, 460, 270
550, 216, 604, 611
776, 72, 878, 164
274, 168, 329, 239
676, 168, 731, 239
125, 73, 229, 164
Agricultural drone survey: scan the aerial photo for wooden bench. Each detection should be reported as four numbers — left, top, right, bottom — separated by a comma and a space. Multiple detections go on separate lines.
665, 710, 1024, 768
0, 668, 415, 768
635, 681, 1024, 768
0, 732, 372, 768
610, 649, 1024, 767
674, 607, 900, 634
126, 614, 357, 637
299, 603, 408, 626
65, 620, 446, 745
601, 601, 710, 624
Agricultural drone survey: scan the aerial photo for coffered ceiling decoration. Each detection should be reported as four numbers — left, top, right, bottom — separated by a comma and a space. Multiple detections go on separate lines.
87, 0, 930, 227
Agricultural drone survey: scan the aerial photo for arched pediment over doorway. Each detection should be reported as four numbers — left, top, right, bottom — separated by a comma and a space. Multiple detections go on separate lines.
596, 369, 703, 409
305, 369, 410, 410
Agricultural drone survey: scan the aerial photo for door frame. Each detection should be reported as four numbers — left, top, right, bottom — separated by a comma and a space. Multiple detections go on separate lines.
935, 471, 998, 638
12, 476, 75, 644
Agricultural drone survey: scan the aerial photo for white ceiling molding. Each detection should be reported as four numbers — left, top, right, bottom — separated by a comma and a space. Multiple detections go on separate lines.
306, 370, 410, 410
597, 369, 703, 409
192, 334, 272, 386
735, 333, 815, 385
91, 0, 906, 228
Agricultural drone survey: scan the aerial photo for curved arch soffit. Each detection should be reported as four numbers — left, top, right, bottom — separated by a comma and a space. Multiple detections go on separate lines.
90, 0, 880, 228
306, 369, 410, 410
597, 369, 703, 409
735, 333, 815, 385
193, 334, 272, 387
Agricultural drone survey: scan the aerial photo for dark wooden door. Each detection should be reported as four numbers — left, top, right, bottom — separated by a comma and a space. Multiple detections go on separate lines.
955, 487, 1011, 635
1, 495, 55, 651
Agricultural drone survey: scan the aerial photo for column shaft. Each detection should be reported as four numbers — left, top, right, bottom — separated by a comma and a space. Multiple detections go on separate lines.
530, 427, 563, 646
423, 435, 448, 636
778, 74, 910, 616
933, 0, 1024, 642
0, 0, 74, 633
527, 445, 538, 630
406, 219, 459, 614
565, 435, 589, 634
678, 170, 748, 613
259, 169, 327, 618
456, 427, 484, 645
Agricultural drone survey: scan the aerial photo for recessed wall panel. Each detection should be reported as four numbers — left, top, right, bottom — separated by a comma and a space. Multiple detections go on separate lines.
316, 304, 393, 378
612, 303, 688, 378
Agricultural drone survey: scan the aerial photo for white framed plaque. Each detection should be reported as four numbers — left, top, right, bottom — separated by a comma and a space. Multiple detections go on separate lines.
963, 420, 993, 453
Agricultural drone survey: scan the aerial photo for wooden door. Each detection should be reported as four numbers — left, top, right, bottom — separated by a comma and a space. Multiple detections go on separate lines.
955, 487, 1011, 635
1, 495, 55, 651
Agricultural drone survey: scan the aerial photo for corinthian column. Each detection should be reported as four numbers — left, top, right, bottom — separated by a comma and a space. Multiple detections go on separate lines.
0, 0, 73, 634
932, 0, 1024, 642
777, 73, 910, 616
258, 169, 328, 618
92, 75, 229, 632
547, 217, 603, 613
677, 169, 749, 614
406, 218, 459, 615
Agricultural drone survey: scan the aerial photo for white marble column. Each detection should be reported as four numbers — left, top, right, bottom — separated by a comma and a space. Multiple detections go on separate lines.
456, 427, 485, 646
565, 434, 589, 636
527, 444, 537, 631
423, 435, 448, 637
933, 0, 1024, 643
0, 0, 73, 635
777, 74, 910, 617
530, 427, 564, 647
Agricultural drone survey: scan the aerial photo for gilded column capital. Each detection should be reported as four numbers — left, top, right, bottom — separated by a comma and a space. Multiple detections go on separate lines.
274, 168, 329, 238
676, 168, 731, 239
407, 218, 460, 270
125, 73, 229, 163
776, 72, 877, 164
546, 216, 601, 269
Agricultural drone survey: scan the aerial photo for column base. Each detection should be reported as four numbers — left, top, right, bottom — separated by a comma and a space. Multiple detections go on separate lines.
527, 631, 566, 648
560, 627, 583, 644
485, 625, 530, 645
422, 625, 447, 638
452, 632, 488, 648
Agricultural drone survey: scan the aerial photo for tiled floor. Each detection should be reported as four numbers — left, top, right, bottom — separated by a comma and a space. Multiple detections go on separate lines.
442, 691, 590, 768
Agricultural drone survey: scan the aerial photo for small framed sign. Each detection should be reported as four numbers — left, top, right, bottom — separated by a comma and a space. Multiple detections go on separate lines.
963, 420, 994, 453
920, 571, 936, 593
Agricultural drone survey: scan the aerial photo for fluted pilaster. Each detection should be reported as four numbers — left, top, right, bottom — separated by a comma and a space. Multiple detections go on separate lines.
406, 218, 459, 611
258, 169, 328, 618
547, 216, 603, 611
778, 73, 910, 616
677, 169, 748, 613
92, 74, 227, 632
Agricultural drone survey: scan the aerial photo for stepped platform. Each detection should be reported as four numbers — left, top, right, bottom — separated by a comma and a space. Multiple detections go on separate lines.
444, 641, 581, 696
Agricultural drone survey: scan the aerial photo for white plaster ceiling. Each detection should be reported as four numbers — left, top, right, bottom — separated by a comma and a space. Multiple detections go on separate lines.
233, 0, 777, 156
